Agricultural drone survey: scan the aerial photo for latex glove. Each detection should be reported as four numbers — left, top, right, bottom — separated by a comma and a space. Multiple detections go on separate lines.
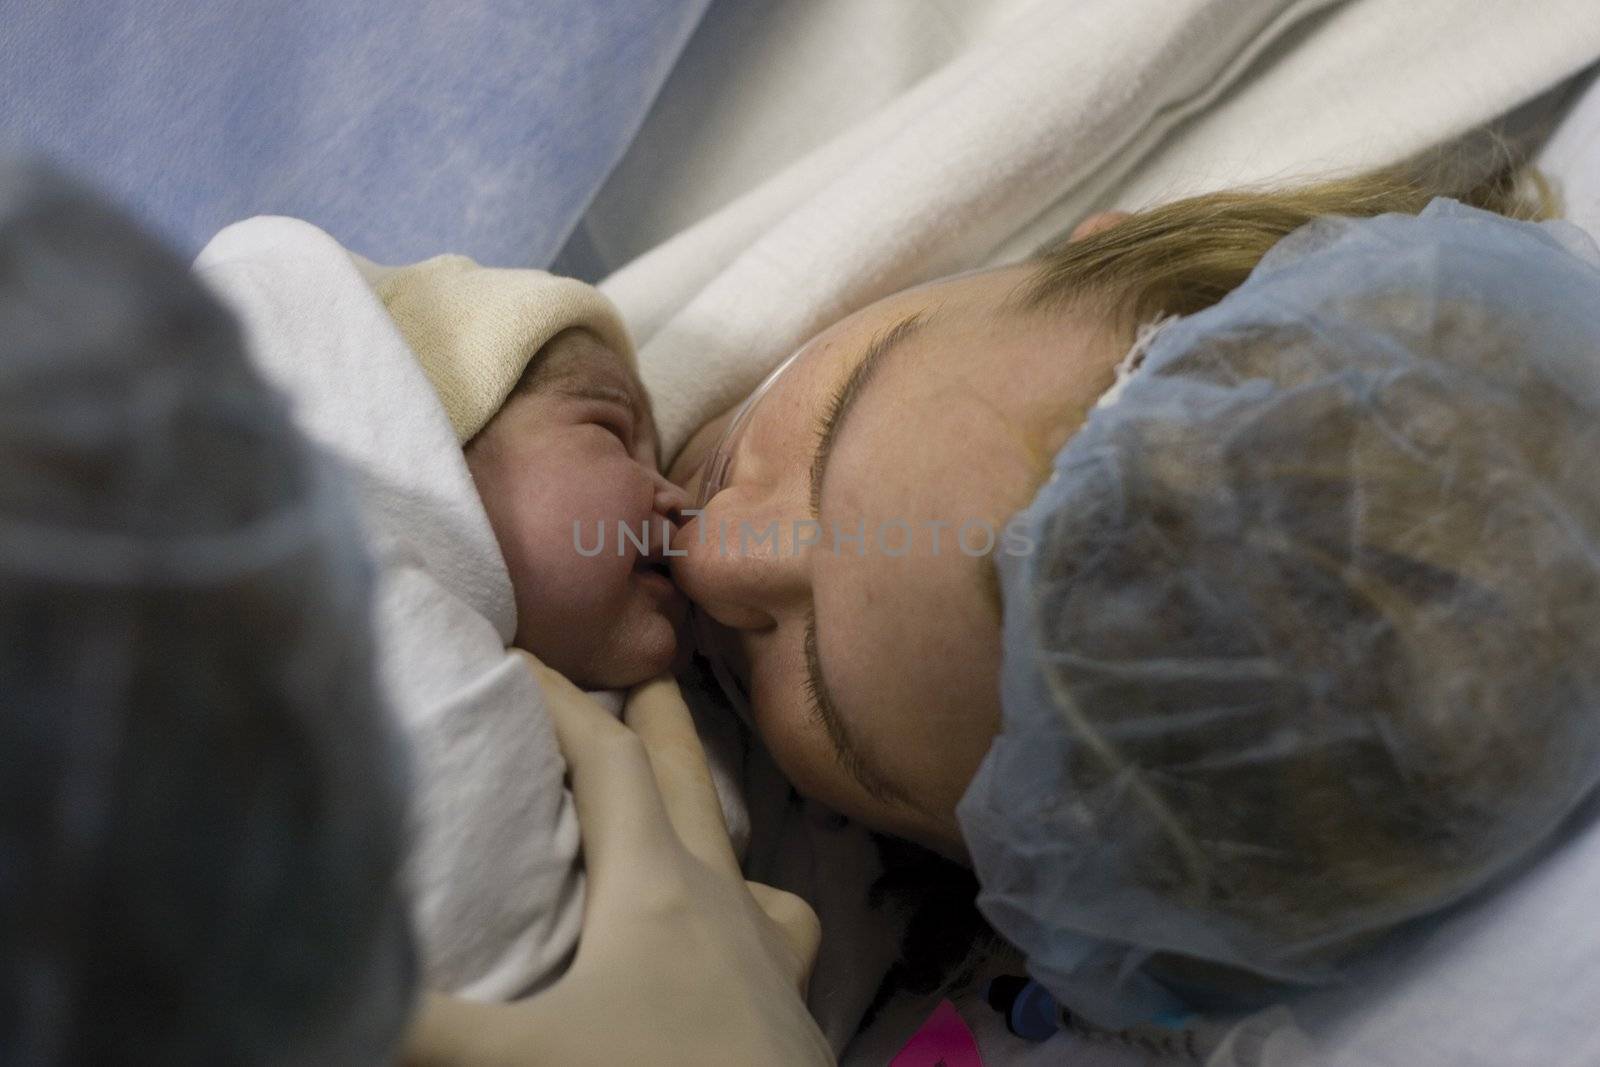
403, 658, 833, 1066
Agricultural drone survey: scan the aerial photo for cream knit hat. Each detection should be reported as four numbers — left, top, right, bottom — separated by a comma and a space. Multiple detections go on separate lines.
358, 254, 637, 444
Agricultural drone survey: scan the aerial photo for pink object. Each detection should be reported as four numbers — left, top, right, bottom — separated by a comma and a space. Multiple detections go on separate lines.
890, 999, 985, 1067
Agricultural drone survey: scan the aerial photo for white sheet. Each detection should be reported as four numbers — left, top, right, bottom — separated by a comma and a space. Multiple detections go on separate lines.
1540, 68, 1600, 240
588, 0, 1600, 466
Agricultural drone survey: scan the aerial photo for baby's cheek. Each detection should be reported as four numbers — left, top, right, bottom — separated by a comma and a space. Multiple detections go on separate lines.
522, 475, 599, 563
504, 465, 627, 602
525, 453, 634, 538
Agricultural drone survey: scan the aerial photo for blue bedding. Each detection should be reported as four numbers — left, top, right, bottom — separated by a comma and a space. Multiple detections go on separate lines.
1, 0, 711, 266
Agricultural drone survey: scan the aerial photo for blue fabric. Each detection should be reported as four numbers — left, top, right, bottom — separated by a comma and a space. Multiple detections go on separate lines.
1, 0, 711, 266
958, 199, 1600, 1027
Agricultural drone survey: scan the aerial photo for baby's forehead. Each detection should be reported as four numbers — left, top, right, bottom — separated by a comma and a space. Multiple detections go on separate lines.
517, 327, 660, 457
524, 328, 644, 399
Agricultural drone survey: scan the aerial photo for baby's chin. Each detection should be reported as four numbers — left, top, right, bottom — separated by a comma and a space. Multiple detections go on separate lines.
567, 581, 690, 689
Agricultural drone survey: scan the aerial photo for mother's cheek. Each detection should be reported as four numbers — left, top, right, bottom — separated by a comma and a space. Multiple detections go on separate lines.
748, 671, 841, 802
669, 405, 738, 488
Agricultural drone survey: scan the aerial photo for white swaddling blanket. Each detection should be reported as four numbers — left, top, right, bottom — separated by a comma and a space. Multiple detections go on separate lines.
192, 215, 761, 1019
195, 218, 588, 1003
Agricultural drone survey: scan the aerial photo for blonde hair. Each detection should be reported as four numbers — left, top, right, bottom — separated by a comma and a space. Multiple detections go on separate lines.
977, 155, 1557, 624
1023, 152, 1556, 326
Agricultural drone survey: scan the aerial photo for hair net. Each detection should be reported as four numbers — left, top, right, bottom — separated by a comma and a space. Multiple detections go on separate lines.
0, 160, 414, 1064
956, 198, 1600, 1028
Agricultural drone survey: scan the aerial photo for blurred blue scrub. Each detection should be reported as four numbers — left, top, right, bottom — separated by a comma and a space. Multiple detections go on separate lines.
0, 0, 710, 265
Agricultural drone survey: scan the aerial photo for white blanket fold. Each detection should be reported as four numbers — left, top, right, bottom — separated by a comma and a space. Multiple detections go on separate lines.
603, 0, 1600, 466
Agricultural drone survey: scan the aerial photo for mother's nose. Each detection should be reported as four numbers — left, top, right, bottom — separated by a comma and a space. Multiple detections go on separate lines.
668, 492, 812, 632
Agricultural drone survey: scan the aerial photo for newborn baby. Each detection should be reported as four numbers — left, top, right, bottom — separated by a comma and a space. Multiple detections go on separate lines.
468, 326, 686, 684
194, 219, 707, 1002
369, 251, 690, 688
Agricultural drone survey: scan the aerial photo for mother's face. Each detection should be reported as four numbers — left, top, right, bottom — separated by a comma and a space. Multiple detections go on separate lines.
668, 265, 1129, 858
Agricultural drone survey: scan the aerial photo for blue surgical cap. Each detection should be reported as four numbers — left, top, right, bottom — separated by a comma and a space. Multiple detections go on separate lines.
956, 199, 1600, 1027
0, 160, 414, 1064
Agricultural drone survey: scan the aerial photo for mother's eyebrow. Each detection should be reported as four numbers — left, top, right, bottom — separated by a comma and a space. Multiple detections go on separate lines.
807, 311, 929, 519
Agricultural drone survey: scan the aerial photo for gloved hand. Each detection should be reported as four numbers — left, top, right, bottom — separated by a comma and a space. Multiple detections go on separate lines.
403, 659, 833, 1066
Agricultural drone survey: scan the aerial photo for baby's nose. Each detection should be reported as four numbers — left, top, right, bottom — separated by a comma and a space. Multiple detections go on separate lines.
634, 472, 691, 566
652, 469, 691, 525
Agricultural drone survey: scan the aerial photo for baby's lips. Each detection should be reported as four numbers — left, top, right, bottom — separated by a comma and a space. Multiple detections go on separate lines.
637, 514, 680, 566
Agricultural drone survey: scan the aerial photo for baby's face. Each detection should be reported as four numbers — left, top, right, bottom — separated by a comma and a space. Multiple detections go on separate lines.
466, 329, 689, 689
